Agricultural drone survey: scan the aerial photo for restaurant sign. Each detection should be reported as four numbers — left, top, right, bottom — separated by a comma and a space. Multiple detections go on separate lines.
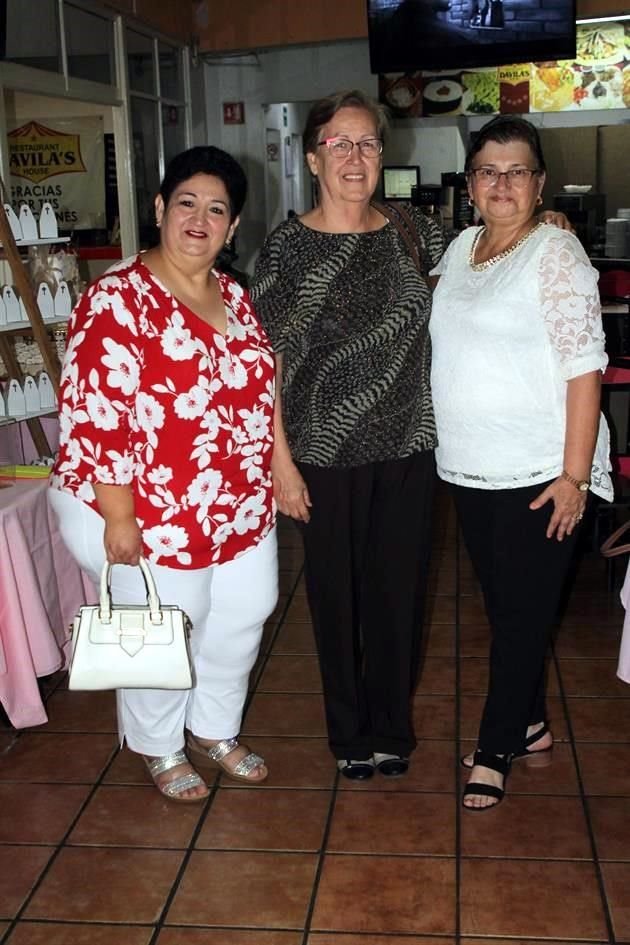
9, 120, 86, 183
8, 116, 105, 230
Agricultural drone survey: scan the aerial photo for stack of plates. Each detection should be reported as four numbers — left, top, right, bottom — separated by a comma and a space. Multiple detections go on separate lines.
605, 218, 630, 258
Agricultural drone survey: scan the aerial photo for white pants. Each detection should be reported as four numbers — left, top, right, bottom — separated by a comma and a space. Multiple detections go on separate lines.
49, 490, 278, 756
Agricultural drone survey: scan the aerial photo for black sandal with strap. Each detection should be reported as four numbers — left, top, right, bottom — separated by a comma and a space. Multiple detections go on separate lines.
511, 722, 552, 761
462, 749, 511, 811
461, 722, 552, 769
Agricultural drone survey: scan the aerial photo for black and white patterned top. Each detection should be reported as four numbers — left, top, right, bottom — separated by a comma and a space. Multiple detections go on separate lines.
251, 208, 444, 468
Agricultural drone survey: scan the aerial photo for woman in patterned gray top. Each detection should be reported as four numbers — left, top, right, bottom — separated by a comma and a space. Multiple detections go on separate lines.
251, 90, 444, 780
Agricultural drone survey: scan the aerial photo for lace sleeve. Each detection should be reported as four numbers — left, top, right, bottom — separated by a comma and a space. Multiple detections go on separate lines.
539, 232, 607, 381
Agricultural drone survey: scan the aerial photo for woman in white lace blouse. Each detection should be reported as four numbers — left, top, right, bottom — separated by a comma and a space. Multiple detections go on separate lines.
430, 115, 612, 811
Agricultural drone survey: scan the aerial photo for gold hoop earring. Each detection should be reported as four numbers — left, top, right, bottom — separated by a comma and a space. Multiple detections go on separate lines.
536, 195, 543, 206
468, 198, 474, 207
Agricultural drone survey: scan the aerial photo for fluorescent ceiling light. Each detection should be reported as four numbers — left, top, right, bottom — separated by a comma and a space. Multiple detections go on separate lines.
576, 14, 630, 23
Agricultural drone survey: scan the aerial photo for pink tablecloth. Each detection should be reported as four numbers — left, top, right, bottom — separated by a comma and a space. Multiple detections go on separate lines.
0, 480, 95, 727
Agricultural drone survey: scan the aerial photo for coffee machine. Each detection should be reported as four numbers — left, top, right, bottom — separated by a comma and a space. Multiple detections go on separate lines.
441, 172, 475, 232
552, 192, 606, 254
411, 184, 442, 215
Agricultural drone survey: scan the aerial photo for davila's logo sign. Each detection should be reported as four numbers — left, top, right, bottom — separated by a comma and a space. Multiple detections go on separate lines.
8, 120, 87, 184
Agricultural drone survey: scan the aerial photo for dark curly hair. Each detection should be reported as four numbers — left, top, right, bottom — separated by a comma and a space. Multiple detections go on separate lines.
465, 115, 546, 175
159, 146, 247, 220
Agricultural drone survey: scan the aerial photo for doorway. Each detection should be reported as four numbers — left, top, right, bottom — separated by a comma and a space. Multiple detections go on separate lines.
263, 102, 313, 234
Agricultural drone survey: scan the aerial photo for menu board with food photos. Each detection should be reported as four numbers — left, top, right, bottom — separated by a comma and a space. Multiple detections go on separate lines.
379, 19, 629, 118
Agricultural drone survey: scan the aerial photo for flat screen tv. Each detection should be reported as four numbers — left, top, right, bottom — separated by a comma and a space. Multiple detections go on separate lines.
367, 0, 577, 74
382, 165, 421, 200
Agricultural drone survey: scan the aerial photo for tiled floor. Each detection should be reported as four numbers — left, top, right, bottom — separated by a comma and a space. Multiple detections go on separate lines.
1, 490, 629, 944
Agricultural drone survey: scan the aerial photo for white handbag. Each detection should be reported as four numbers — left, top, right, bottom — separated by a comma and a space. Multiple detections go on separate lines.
68, 557, 193, 691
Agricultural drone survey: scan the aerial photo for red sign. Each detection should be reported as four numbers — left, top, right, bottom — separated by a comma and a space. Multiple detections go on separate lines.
223, 102, 245, 125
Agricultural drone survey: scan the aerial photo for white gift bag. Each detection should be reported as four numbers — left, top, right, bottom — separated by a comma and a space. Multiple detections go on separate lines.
18, 204, 38, 241
37, 283, 55, 321
5, 379, 26, 418
37, 371, 56, 410
22, 375, 40, 413
38, 202, 59, 239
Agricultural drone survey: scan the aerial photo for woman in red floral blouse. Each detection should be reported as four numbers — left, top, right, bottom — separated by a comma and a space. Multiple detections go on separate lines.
49, 147, 277, 802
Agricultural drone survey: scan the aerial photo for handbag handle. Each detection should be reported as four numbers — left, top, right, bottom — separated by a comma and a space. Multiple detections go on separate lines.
371, 200, 426, 277
601, 519, 630, 558
99, 556, 163, 624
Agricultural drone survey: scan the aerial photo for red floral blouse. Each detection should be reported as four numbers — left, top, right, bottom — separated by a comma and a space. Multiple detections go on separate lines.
51, 255, 276, 569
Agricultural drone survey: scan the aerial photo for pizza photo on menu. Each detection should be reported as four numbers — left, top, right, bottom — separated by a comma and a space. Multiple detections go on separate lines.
530, 61, 575, 110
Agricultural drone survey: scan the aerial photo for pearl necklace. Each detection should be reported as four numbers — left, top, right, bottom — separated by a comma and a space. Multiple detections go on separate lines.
469, 222, 543, 272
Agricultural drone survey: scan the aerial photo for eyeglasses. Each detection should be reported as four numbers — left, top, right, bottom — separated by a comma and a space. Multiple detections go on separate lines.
317, 137, 383, 158
468, 167, 541, 186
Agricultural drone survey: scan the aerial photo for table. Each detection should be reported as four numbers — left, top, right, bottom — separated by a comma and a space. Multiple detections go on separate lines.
0, 480, 95, 727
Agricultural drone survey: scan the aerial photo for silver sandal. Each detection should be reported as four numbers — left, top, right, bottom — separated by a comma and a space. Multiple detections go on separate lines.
186, 735, 268, 783
144, 750, 208, 803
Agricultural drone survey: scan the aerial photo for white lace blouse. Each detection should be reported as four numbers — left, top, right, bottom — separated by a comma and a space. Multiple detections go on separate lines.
429, 224, 613, 500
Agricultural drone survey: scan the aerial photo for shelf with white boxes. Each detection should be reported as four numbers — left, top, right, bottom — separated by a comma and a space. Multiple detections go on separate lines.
0, 178, 66, 458
0, 276, 72, 330
0, 316, 69, 336
2, 200, 71, 246
1, 372, 57, 422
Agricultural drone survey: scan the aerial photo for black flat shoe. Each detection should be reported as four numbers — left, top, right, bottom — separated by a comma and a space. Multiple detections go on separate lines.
462, 749, 511, 811
337, 758, 376, 781
373, 752, 409, 777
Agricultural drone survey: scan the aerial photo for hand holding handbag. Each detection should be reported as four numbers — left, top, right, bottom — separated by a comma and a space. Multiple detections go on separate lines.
68, 557, 193, 691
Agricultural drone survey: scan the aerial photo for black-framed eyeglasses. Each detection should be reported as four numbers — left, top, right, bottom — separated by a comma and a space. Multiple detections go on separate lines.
317, 136, 383, 158
468, 167, 541, 186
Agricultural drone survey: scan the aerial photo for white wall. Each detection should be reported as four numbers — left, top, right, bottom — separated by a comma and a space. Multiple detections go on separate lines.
386, 119, 467, 184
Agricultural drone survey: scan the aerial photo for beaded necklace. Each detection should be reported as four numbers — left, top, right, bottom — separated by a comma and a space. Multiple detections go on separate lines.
469, 221, 543, 272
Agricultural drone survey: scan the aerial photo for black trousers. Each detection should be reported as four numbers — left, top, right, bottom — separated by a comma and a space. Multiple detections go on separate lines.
297, 451, 435, 760
452, 481, 579, 755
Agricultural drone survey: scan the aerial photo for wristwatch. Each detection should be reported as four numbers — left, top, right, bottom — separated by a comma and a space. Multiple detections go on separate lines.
561, 470, 590, 492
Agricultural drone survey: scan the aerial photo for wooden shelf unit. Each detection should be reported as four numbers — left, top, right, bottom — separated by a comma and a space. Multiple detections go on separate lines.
0, 177, 64, 458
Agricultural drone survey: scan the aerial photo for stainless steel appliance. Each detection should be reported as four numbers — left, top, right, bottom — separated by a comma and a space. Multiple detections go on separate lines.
441, 172, 475, 231
411, 184, 442, 214
552, 192, 606, 254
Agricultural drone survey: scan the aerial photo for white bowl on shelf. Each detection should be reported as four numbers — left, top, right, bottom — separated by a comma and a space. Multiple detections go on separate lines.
563, 184, 593, 194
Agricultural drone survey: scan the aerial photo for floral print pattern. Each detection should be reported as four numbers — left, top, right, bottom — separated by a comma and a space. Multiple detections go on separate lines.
51, 256, 276, 568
